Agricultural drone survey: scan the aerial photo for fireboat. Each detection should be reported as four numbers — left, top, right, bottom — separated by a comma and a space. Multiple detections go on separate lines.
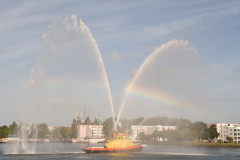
83, 134, 143, 153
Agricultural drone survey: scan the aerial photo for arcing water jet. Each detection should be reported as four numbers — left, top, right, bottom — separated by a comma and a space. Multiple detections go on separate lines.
115, 39, 198, 129
30, 15, 116, 128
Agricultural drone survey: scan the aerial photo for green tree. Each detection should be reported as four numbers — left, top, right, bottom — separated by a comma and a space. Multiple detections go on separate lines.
218, 139, 223, 143
9, 121, 18, 137
208, 124, 219, 141
84, 117, 91, 125
190, 121, 207, 139
71, 119, 77, 138
139, 132, 145, 141
37, 123, 48, 139
202, 130, 210, 140
61, 127, 72, 139
0, 125, 9, 138
145, 135, 151, 141
175, 118, 192, 130
128, 129, 133, 136
102, 117, 115, 139
226, 136, 233, 143
151, 130, 159, 140
93, 118, 98, 125
202, 124, 219, 141
50, 127, 61, 139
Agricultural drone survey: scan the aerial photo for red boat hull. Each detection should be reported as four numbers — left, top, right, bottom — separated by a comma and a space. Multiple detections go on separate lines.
83, 144, 143, 153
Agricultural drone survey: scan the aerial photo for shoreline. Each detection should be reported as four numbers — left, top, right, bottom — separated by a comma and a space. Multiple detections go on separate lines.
147, 141, 240, 148
177, 142, 240, 148
2, 140, 240, 148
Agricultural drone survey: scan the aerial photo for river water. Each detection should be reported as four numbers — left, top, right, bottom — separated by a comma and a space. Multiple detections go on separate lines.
1, 143, 240, 160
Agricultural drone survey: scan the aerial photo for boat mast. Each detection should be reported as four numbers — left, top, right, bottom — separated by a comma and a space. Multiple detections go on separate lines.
84, 107, 85, 122
88, 110, 89, 138
97, 113, 99, 138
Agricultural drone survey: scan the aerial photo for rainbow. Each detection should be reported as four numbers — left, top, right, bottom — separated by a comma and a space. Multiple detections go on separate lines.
125, 83, 179, 106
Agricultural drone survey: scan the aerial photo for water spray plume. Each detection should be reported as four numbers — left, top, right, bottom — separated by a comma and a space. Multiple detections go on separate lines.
36, 15, 115, 127
138, 112, 162, 126
8, 15, 117, 154
115, 39, 191, 129
78, 18, 116, 129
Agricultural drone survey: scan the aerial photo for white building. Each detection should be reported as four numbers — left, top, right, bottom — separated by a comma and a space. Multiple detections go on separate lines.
131, 126, 155, 139
219, 124, 240, 143
207, 123, 240, 143
77, 125, 103, 139
207, 123, 228, 135
155, 125, 177, 132
48, 127, 54, 132
131, 125, 177, 141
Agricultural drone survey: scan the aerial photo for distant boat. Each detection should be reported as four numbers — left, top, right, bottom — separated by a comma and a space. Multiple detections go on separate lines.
89, 138, 105, 143
72, 138, 86, 143
141, 144, 147, 147
29, 139, 39, 142
3, 138, 21, 143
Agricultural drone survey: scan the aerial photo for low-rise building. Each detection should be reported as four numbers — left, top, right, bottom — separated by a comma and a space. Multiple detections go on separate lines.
219, 124, 240, 143
131, 125, 177, 141
207, 123, 240, 143
155, 125, 177, 132
77, 125, 103, 139
131, 126, 155, 139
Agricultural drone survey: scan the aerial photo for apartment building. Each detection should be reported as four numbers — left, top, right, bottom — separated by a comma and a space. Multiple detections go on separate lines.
131, 125, 177, 141
219, 124, 240, 143
77, 125, 103, 139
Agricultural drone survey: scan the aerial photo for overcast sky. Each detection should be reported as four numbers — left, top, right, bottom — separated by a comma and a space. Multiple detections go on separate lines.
0, 0, 240, 126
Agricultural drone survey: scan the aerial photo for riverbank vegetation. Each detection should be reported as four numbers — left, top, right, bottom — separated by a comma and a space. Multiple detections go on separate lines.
116, 116, 219, 143
0, 116, 225, 143
178, 141, 240, 148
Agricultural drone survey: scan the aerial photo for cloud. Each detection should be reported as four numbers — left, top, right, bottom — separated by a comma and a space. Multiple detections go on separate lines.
158, 68, 179, 74
129, 68, 138, 77
232, 67, 240, 80
129, 52, 143, 58
107, 51, 121, 60
233, 67, 240, 72
97, 6, 240, 45
233, 75, 240, 80
148, 7, 240, 37
206, 96, 240, 101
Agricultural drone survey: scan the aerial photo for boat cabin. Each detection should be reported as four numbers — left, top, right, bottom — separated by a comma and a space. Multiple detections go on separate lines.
113, 135, 128, 140
105, 134, 134, 148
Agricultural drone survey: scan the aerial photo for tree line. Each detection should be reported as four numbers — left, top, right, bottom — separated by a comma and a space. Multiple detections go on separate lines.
1, 116, 220, 142
102, 116, 219, 142
138, 122, 219, 142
